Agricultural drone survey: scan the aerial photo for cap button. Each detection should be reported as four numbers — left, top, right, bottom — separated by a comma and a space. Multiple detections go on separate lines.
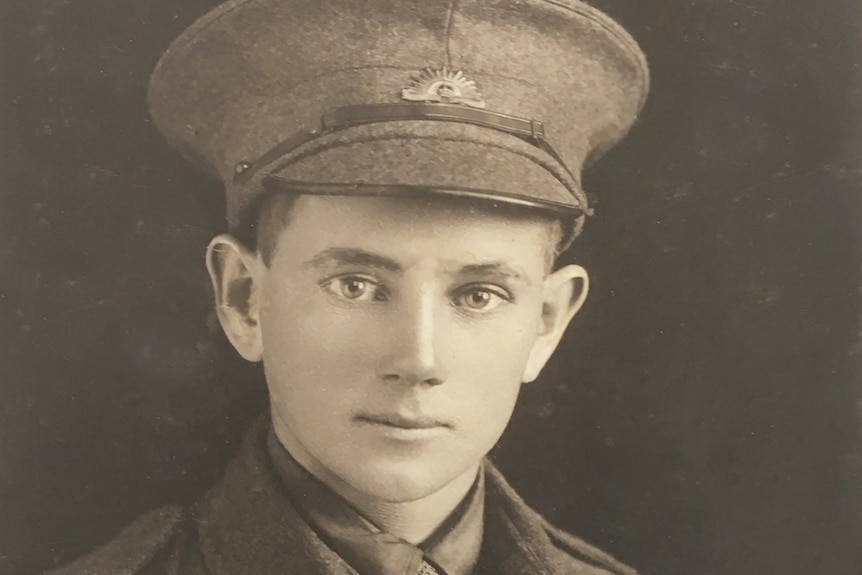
234, 161, 253, 175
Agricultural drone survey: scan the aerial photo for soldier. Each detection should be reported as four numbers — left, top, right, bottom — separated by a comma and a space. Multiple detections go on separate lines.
49, 0, 648, 573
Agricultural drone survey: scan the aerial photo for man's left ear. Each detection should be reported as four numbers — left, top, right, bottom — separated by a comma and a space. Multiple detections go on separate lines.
522, 264, 589, 383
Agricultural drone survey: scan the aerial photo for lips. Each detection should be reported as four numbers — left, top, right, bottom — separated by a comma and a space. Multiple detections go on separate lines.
355, 412, 450, 430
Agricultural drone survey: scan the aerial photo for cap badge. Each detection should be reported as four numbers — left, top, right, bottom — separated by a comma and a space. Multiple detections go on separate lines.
401, 68, 486, 109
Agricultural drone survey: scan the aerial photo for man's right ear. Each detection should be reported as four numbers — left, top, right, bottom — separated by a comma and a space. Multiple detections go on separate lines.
205, 234, 265, 362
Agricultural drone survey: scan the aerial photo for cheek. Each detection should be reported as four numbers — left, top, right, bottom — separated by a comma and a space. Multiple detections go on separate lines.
449, 307, 541, 374
443, 307, 542, 424
447, 363, 524, 462
259, 286, 395, 421
259, 304, 372, 452
261, 279, 378, 361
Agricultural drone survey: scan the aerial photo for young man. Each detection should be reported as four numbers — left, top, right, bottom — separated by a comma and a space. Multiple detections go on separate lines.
50, 0, 649, 573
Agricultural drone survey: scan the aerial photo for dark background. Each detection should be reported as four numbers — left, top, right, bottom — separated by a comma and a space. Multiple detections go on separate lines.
1, 1, 861, 574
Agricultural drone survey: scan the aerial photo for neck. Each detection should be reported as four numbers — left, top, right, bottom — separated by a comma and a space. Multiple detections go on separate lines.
345, 464, 480, 544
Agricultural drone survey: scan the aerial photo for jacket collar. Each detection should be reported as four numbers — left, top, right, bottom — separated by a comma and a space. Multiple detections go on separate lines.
194, 418, 606, 575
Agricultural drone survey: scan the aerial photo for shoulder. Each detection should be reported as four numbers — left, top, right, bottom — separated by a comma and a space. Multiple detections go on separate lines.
540, 518, 639, 575
44, 505, 192, 575
482, 461, 639, 575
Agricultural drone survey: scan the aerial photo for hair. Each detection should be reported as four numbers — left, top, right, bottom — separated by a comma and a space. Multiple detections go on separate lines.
230, 190, 298, 263
234, 191, 576, 271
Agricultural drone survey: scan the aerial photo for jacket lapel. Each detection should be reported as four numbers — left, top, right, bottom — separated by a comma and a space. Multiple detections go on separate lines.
195, 422, 358, 575
481, 462, 617, 575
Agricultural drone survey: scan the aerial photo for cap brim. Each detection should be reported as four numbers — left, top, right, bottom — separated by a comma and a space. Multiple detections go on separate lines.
228, 120, 587, 229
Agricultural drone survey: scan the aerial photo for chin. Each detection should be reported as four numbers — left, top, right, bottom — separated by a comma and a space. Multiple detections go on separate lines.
345, 457, 470, 503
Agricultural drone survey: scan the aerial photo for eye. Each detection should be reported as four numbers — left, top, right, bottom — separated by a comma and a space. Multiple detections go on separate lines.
322, 276, 387, 302
453, 285, 511, 312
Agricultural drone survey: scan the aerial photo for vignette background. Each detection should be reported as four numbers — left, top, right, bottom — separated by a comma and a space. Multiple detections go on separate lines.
1, 1, 861, 574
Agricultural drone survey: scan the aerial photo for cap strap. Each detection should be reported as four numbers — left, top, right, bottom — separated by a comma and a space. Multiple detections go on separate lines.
321, 103, 546, 141
233, 103, 574, 185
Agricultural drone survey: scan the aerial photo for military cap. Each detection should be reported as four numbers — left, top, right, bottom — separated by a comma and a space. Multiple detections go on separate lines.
148, 0, 649, 233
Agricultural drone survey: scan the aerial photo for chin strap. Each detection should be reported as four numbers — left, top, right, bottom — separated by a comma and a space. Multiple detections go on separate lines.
232, 103, 575, 187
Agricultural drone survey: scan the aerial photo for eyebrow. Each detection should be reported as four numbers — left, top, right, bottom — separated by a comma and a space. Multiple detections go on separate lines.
304, 249, 530, 283
304, 248, 402, 272
456, 262, 530, 284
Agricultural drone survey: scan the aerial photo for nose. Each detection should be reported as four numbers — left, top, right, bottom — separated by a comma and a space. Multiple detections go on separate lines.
376, 289, 448, 386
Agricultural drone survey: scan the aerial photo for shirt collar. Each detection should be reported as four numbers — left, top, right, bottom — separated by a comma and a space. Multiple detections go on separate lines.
266, 427, 484, 575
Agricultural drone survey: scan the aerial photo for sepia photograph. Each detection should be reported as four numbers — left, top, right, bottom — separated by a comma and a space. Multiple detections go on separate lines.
1, 1, 860, 574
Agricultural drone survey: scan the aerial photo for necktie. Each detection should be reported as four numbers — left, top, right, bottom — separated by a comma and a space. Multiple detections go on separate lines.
417, 559, 442, 575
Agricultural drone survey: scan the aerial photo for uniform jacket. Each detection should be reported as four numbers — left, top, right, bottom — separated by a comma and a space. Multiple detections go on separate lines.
48, 423, 637, 575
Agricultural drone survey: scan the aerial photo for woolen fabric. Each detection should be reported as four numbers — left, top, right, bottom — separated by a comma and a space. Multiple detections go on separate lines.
147, 0, 649, 231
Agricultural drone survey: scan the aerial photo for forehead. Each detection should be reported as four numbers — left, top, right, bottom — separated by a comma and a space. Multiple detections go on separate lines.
282, 193, 550, 234
267, 194, 557, 266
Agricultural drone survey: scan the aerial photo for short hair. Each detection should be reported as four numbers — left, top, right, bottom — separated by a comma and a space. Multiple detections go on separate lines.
236, 191, 574, 271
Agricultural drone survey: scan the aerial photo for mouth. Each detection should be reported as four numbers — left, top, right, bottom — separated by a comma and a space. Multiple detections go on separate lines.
354, 412, 451, 431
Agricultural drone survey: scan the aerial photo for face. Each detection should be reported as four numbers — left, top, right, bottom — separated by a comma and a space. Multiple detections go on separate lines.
208, 195, 588, 507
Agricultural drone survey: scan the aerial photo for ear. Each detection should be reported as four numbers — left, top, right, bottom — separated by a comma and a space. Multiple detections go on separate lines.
205, 234, 265, 362
522, 264, 589, 383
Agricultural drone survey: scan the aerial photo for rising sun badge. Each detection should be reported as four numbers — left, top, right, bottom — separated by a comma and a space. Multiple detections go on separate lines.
401, 68, 486, 108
